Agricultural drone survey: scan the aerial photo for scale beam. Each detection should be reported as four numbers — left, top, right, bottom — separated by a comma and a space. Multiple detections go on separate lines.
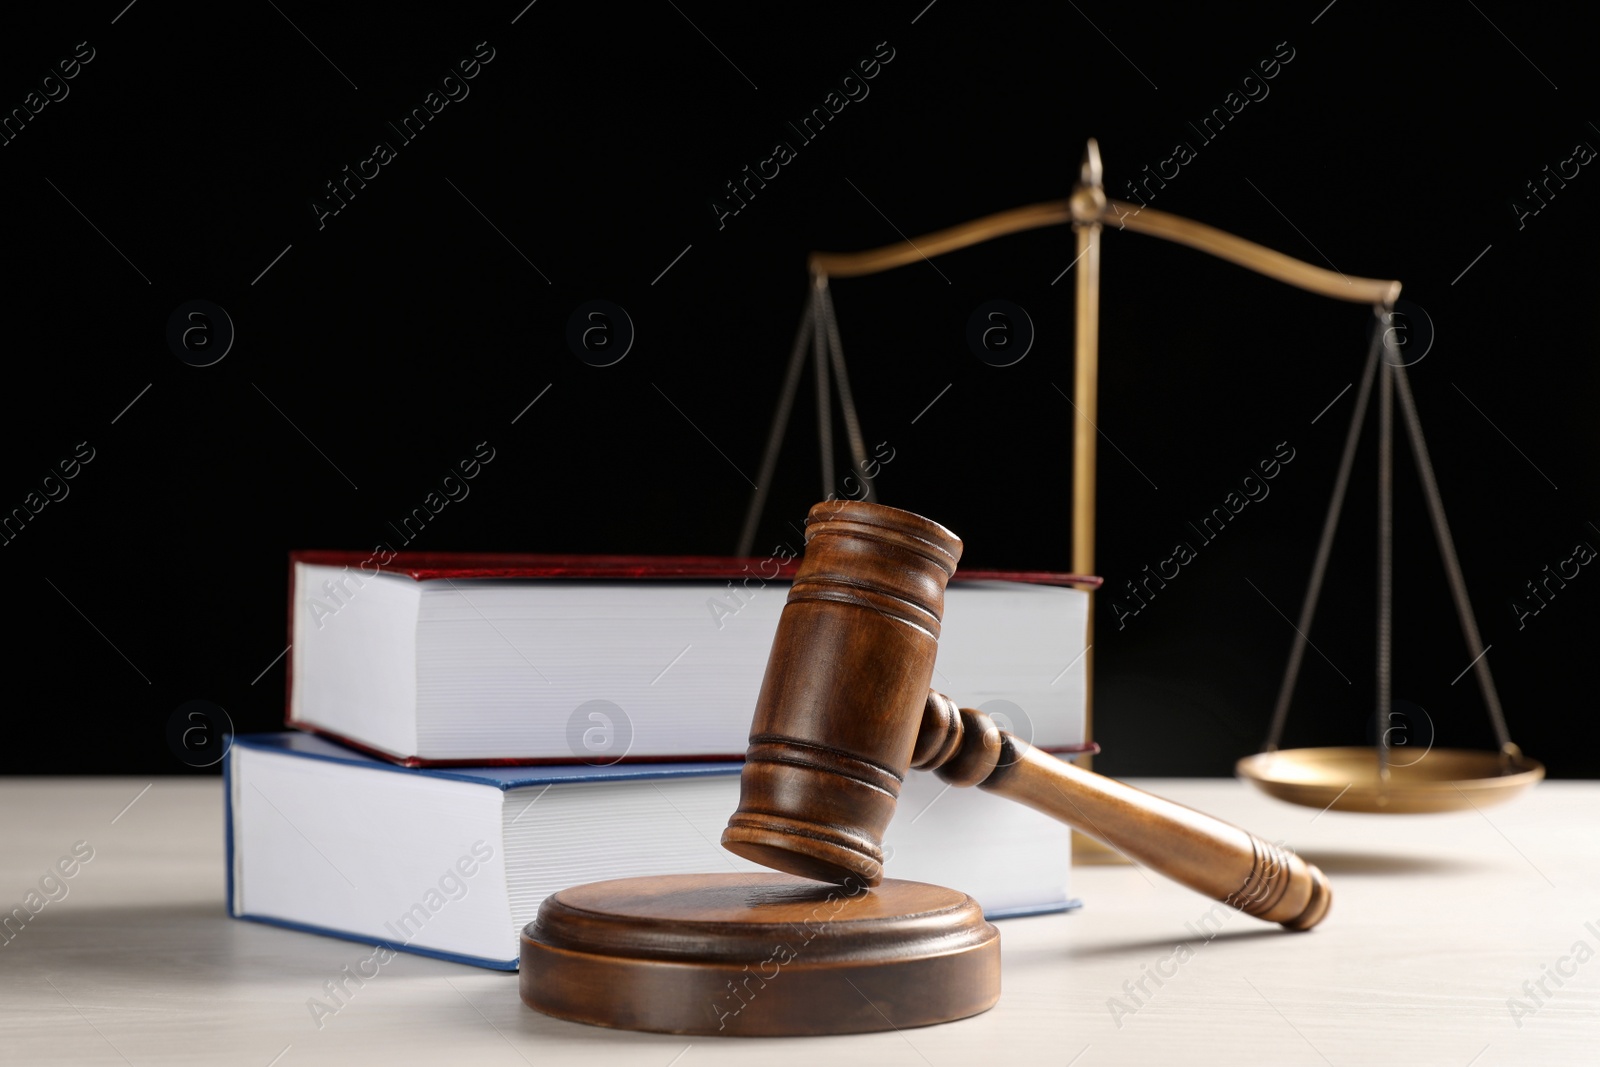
807, 198, 1400, 306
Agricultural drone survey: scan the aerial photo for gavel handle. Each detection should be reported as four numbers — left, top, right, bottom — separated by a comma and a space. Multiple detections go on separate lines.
916, 697, 1330, 930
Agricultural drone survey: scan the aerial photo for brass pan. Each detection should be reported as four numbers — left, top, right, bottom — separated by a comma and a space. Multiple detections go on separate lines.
1237, 747, 1545, 814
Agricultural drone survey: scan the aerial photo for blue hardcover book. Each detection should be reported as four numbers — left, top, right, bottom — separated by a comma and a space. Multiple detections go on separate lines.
226, 733, 1077, 969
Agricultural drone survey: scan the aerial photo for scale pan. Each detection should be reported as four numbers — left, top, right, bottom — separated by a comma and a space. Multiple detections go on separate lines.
1237, 747, 1544, 814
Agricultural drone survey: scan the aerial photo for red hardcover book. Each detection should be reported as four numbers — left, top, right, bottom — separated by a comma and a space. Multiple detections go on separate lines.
286, 551, 1099, 767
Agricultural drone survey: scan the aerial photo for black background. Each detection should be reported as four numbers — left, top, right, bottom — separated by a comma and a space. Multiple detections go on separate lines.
3, 1, 1595, 777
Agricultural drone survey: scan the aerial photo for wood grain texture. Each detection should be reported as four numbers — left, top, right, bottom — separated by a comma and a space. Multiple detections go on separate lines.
520, 874, 999, 1035
722, 500, 964, 886
916, 700, 1330, 930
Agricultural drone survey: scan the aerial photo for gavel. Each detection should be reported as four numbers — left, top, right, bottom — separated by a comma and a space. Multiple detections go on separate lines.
722, 499, 1331, 931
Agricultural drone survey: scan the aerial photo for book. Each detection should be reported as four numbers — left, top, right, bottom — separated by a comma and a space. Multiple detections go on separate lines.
226, 733, 1078, 969
287, 551, 1095, 765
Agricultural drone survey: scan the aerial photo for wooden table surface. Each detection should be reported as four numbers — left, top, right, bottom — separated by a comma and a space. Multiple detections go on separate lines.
2, 776, 1593, 1065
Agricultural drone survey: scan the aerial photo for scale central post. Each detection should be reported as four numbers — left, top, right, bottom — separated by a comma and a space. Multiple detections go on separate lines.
1068, 142, 1116, 862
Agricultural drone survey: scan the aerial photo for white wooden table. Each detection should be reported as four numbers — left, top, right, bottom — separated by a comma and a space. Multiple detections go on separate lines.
2, 777, 1593, 1065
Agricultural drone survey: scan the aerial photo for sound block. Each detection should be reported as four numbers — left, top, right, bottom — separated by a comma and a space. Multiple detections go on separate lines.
520, 873, 1000, 1036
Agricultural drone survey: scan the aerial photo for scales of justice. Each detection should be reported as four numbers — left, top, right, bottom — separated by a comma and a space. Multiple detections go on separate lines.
518, 141, 1543, 1036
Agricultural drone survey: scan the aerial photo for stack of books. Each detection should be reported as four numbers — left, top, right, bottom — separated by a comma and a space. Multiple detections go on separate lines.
227, 552, 1094, 969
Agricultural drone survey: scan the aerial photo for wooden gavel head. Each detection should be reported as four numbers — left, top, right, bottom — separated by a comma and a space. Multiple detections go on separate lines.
721, 500, 962, 886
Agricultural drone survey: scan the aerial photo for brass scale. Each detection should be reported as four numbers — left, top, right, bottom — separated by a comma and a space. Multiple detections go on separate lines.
738, 140, 1543, 818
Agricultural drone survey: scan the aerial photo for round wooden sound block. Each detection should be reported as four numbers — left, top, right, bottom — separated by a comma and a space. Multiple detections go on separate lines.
520, 873, 1000, 1036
